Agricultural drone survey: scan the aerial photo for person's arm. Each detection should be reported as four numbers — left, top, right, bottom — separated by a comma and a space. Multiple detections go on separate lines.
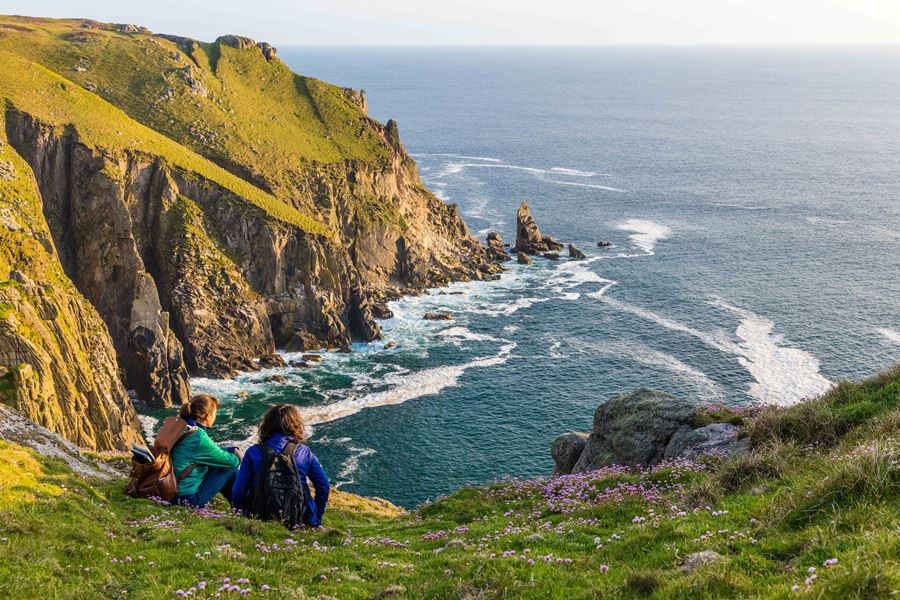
231, 447, 257, 511
192, 430, 241, 469
305, 453, 330, 524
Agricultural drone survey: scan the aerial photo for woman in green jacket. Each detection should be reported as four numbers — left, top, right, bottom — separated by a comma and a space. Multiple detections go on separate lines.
170, 394, 242, 507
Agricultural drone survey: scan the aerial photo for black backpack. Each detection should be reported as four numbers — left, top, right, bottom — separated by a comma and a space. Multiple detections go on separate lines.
248, 441, 306, 528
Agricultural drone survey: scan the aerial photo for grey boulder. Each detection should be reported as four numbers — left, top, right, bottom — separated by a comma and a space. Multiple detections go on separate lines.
551, 432, 589, 475
664, 423, 748, 461
571, 388, 697, 473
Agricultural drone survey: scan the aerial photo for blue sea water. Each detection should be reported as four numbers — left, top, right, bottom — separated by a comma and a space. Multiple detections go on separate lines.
143, 46, 900, 508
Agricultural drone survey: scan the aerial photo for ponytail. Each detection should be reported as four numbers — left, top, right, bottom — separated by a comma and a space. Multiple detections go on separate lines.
179, 394, 220, 422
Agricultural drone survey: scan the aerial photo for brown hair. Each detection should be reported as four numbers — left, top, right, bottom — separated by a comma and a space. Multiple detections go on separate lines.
179, 394, 220, 422
258, 404, 306, 442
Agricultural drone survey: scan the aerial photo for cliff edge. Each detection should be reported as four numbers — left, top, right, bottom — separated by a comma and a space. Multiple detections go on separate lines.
0, 16, 497, 447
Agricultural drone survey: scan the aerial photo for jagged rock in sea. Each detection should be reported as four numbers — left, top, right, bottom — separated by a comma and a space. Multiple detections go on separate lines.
597, 240, 613, 248
568, 244, 586, 259
514, 201, 564, 254
485, 232, 512, 263
0, 15, 494, 447
543, 252, 560, 260
517, 251, 533, 265
551, 432, 589, 476
550, 388, 747, 475
423, 312, 453, 321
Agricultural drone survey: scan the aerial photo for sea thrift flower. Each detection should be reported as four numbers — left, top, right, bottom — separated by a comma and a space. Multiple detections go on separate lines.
600, 565, 609, 572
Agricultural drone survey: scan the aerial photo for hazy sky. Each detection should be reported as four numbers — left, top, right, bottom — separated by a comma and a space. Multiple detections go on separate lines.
6, 0, 900, 45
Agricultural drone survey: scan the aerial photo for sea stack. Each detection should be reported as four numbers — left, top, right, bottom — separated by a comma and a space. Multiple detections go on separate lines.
514, 202, 564, 255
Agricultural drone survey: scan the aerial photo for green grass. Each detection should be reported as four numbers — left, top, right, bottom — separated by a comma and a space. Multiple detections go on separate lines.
0, 366, 897, 598
0, 48, 329, 236
0, 15, 390, 202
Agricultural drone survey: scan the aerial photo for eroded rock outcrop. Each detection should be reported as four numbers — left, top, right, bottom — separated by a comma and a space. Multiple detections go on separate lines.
0, 403, 119, 478
486, 232, 512, 263
551, 388, 747, 475
0, 136, 143, 449
514, 202, 564, 255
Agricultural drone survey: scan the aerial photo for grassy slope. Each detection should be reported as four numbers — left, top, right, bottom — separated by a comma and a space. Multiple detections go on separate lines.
0, 47, 329, 236
0, 16, 390, 199
0, 367, 896, 599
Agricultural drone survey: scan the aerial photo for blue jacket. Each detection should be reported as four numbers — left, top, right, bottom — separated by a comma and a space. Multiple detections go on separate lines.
231, 433, 330, 526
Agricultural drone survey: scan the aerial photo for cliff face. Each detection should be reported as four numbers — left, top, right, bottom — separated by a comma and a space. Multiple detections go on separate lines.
0, 130, 142, 450
0, 16, 494, 447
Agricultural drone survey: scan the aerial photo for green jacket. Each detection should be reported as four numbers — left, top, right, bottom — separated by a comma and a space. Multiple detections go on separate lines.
170, 426, 240, 497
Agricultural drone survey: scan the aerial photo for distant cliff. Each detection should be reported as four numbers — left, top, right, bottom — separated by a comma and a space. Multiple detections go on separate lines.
0, 16, 497, 448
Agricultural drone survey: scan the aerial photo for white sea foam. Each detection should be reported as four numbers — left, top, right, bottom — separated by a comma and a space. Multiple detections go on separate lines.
597, 295, 831, 405
710, 299, 832, 405
549, 167, 598, 177
709, 202, 771, 211
436, 326, 499, 343
593, 340, 725, 402
334, 443, 377, 488
548, 340, 564, 359
547, 180, 626, 192
878, 328, 900, 345
614, 219, 672, 255
298, 342, 516, 425
138, 414, 158, 444
547, 259, 618, 300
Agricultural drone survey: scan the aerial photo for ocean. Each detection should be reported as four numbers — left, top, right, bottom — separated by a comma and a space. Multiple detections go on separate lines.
142, 46, 900, 508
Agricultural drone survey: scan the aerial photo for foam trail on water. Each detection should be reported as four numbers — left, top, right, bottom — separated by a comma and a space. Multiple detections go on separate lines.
878, 328, 900, 345
548, 258, 618, 299
299, 342, 516, 426
590, 340, 725, 402
597, 295, 831, 405
436, 326, 499, 343
615, 219, 672, 255
334, 442, 377, 488
710, 299, 832, 405
550, 167, 598, 177
547, 179, 626, 192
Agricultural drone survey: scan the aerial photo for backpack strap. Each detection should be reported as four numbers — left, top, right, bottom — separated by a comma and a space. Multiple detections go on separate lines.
282, 441, 299, 458
257, 442, 277, 462
173, 428, 198, 482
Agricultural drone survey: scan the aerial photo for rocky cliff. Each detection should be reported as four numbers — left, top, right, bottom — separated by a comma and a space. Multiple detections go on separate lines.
0, 131, 142, 450
0, 16, 495, 447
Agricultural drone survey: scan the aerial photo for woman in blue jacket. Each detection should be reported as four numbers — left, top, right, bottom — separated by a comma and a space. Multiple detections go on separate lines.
231, 404, 330, 526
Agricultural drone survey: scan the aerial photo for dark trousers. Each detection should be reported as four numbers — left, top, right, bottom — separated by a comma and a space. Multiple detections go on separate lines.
175, 466, 238, 508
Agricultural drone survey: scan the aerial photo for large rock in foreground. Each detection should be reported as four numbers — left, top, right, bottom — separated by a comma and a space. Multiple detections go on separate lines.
572, 388, 696, 471
551, 388, 747, 475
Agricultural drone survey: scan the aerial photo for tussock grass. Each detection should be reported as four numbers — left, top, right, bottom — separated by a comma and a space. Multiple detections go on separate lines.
0, 366, 896, 598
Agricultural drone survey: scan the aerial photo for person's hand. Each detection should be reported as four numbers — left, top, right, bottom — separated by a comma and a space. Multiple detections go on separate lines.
233, 448, 243, 462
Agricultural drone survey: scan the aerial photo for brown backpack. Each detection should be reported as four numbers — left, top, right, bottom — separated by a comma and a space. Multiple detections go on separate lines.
125, 417, 198, 501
